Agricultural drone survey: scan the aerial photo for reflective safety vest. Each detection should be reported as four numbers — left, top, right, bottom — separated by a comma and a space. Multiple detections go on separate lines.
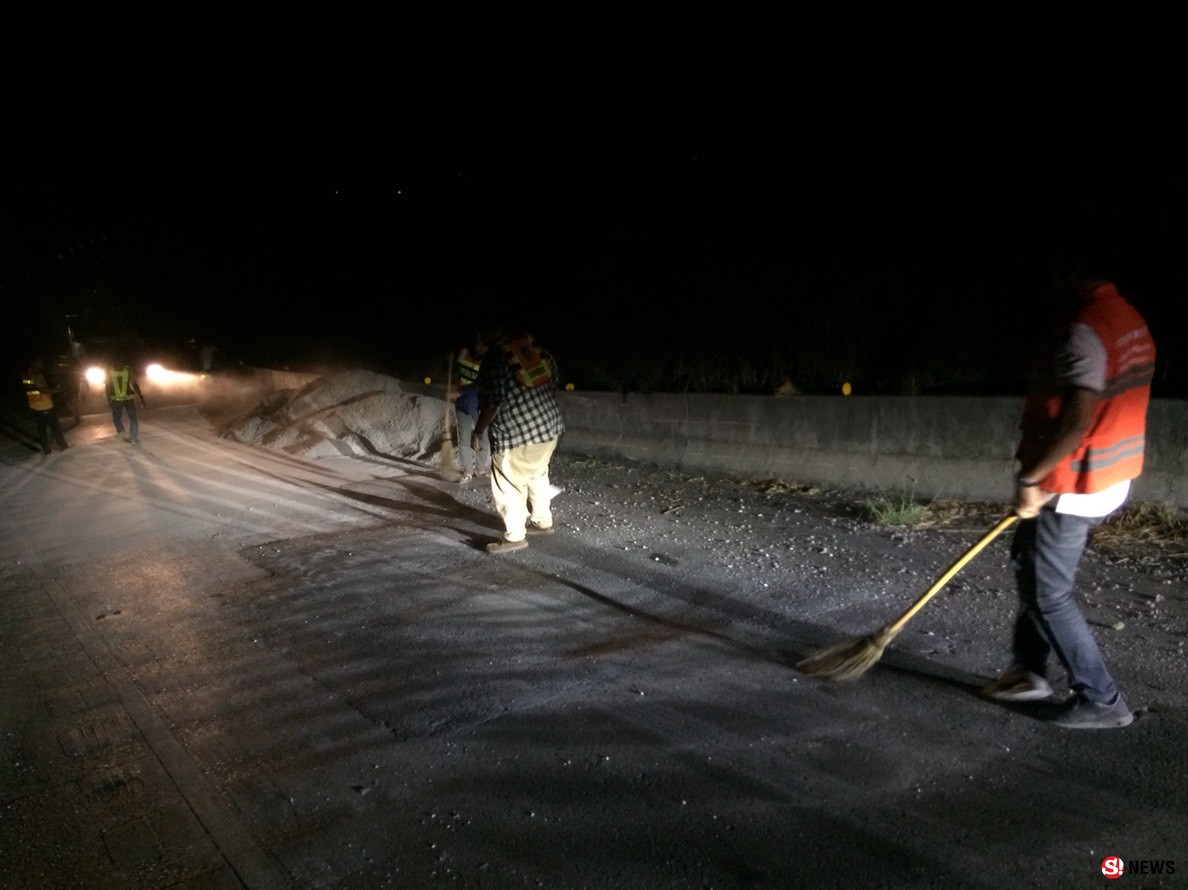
456, 347, 482, 385
22, 373, 54, 411
503, 333, 553, 388
109, 366, 135, 401
1022, 284, 1156, 494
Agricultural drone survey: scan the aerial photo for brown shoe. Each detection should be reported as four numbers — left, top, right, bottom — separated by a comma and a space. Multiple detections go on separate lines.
981, 665, 1053, 702
486, 538, 528, 554
526, 523, 555, 536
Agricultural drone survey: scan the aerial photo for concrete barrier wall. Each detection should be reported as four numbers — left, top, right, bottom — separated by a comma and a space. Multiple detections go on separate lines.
260, 369, 1187, 509
554, 391, 1188, 509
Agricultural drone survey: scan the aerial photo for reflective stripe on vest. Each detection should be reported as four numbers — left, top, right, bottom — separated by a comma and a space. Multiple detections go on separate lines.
110, 366, 133, 401
457, 349, 482, 385
503, 334, 552, 388
22, 376, 54, 411
1037, 285, 1155, 494
1067, 433, 1146, 476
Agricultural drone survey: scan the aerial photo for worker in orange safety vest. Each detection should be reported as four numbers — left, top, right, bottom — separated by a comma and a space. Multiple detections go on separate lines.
983, 262, 1155, 730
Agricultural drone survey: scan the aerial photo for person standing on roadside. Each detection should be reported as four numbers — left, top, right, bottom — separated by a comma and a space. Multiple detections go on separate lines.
198, 342, 218, 372
21, 356, 70, 455
450, 331, 492, 483
105, 355, 147, 444
471, 326, 565, 554
982, 260, 1156, 730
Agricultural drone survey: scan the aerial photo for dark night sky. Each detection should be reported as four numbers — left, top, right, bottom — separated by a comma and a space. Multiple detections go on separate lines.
3, 6, 1186, 393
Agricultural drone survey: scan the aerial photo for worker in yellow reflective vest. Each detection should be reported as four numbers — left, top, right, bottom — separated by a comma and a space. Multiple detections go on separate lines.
21, 356, 70, 455
105, 356, 147, 444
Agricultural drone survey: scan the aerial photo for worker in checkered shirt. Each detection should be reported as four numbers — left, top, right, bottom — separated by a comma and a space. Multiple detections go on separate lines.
471, 327, 566, 554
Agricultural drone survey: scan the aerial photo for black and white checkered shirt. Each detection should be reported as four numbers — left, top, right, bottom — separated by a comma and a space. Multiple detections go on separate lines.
478, 340, 566, 452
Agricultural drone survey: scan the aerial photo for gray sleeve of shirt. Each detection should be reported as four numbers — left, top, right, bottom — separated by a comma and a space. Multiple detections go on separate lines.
1054, 322, 1107, 392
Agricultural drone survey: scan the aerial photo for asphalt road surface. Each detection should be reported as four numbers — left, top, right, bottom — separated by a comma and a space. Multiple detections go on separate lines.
1, 391, 1184, 889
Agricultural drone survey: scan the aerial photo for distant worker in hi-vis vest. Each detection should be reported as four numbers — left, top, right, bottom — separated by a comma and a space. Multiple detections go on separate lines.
21, 356, 70, 455
105, 357, 147, 444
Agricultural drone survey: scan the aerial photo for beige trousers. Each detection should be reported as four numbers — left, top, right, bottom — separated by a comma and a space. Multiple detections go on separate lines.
490, 437, 559, 542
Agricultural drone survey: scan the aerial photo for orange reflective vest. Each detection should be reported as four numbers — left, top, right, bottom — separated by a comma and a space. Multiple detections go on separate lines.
1021, 284, 1155, 494
22, 372, 54, 411
503, 333, 553, 388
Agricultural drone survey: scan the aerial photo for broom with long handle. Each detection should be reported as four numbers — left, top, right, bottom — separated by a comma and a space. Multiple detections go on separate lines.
797, 512, 1019, 681
438, 355, 461, 481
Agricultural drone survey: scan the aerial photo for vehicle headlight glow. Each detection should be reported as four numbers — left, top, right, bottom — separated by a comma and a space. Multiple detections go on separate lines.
145, 364, 196, 384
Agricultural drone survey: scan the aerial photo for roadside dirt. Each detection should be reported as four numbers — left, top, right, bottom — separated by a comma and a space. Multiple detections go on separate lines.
488, 452, 1188, 704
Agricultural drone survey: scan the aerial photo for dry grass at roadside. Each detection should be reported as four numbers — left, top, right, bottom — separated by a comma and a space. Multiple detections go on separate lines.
1092, 501, 1188, 558
875, 497, 1188, 561
748, 474, 1187, 560
577, 457, 1186, 564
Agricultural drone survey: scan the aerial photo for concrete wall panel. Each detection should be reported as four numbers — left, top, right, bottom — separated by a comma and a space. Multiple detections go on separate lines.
557, 392, 1188, 508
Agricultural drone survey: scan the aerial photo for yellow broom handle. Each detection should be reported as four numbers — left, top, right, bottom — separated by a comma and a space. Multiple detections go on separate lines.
444, 356, 454, 435
885, 513, 1018, 636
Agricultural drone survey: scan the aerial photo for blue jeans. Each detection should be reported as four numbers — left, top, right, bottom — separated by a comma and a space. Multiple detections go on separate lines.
454, 408, 490, 474
1010, 509, 1118, 703
111, 400, 139, 441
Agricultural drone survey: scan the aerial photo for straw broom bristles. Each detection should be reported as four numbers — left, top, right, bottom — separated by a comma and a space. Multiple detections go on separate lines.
797, 513, 1018, 681
795, 624, 900, 682
439, 435, 460, 481
438, 356, 461, 482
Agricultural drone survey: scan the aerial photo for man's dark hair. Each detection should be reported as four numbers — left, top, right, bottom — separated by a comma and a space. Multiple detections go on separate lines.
1051, 229, 1125, 288
479, 323, 507, 345
1067, 256, 1116, 287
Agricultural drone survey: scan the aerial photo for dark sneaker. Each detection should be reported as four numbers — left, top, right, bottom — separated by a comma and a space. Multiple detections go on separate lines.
526, 523, 555, 536
486, 538, 528, 554
982, 665, 1054, 702
1050, 694, 1134, 730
